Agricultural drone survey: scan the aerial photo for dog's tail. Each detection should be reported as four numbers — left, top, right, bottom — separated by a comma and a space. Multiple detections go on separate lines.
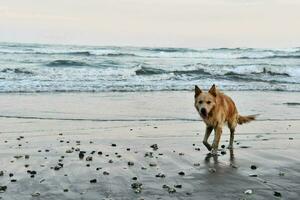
238, 115, 256, 125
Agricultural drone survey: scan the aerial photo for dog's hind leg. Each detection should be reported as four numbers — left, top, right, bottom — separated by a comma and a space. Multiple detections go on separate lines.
228, 128, 235, 149
203, 126, 213, 151
228, 122, 237, 149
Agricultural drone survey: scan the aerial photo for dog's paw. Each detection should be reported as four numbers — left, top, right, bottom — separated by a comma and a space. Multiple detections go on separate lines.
211, 149, 218, 155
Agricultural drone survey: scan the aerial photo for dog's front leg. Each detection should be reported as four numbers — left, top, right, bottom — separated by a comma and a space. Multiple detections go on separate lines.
211, 126, 222, 154
203, 126, 213, 151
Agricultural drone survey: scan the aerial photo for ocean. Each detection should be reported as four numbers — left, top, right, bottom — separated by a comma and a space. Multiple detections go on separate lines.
0, 42, 299, 93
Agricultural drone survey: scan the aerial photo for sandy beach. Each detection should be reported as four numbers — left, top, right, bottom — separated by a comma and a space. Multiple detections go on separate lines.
1, 91, 300, 200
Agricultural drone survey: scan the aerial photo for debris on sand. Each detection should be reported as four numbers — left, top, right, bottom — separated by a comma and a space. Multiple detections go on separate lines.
155, 173, 166, 178
150, 144, 158, 151
86, 156, 93, 161
220, 149, 226, 155
250, 165, 257, 170
162, 185, 176, 193
31, 192, 41, 197
144, 152, 153, 158
249, 174, 258, 177
0, 186, 7, 193
131, 182, 142, 193
79, 151, 85, 159
149, 162, 157, 167
90, 179, 97, 183
103, 171, 110, 175
274, 191, 282, 197
65, 149, 73, 153
178, 171, 185, 176
174, 184, 182, 189
14, 155, 23, 159
244, 189, 253, 195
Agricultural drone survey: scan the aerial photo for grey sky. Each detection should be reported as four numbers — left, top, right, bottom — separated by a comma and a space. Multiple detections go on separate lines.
0, 0, 299, 47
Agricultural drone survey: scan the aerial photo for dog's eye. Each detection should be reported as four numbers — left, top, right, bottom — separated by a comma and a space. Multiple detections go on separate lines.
199, 101, 203, 104
207, 101, 211, 104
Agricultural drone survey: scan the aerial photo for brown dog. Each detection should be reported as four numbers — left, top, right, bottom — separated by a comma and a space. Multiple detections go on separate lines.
194, 84, 255, 154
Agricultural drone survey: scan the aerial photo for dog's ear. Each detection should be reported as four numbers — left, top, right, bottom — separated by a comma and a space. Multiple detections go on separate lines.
209, 84, 217, 97
195, 85, 202, 97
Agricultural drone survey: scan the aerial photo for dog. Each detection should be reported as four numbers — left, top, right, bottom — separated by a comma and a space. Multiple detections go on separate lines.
194, 84, 255, 154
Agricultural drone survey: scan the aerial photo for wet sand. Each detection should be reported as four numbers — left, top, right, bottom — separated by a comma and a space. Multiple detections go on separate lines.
0, 91, 300, 200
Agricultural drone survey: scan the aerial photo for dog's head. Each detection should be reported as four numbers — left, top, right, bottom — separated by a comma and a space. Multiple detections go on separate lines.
194, 84, 217, 118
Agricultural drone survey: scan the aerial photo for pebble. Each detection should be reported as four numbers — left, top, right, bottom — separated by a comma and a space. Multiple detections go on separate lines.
108, 159, 113, 163
103, 171, 110, 175
86, 156, 93, 161
14, 155, 23, 159
98, 151, 103, 155
220, 149, 226, 155
132, 177, 137, 180
250, 165, 257, 170
25, 155, 30, 159
31, 192, 41, 197
274, 191, 281, 197
90, 179, 97, 183
145, 152, 153, 158
155, 173, 165, 178
194, 148, 200, 151
0, 186, 7, 193
221, 145, 225, 148
66, 149, 73, 153
128, 161, 134, 166
10, 179, 17, 182
162, 185, 176, 193
9, 173, 13, 177
149, 162, 157, 167
249, 174, 258, 177
150, 144, 158, 150
179, 152, 184, 156
168, 187, 176, 193
111, 144, 117, 147
244, 189, 253, 195
178, 171, 185, 176
63, 189, 69, 192
193, 163, 200, 167
126, 148, 130, 151
174, 184, 182, 189
131, 182, 142, 193
0, 171, 3, 176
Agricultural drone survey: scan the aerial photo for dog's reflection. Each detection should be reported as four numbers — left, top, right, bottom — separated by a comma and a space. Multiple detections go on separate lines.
204, 149, 235, 165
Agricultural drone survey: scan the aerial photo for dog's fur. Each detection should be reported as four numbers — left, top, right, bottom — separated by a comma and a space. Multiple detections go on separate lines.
194, 84, 255, 154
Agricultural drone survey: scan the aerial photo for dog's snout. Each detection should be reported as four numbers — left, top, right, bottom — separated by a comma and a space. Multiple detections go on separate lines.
200, 108, 207, 115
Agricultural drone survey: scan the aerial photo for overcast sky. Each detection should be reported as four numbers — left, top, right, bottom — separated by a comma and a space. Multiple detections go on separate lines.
0, 0, 299, 48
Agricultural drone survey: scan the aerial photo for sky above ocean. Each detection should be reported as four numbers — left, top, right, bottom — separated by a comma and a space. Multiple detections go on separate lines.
0, 0, 299, 48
